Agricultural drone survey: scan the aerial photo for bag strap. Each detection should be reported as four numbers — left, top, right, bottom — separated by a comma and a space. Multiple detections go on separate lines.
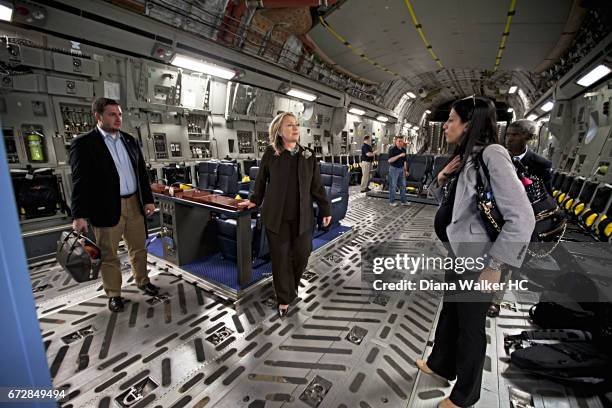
473, 150, 489, 193
63, 230, 100, 265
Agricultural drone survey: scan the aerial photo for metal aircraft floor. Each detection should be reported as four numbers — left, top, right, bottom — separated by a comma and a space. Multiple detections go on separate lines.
31, 192, 604, 408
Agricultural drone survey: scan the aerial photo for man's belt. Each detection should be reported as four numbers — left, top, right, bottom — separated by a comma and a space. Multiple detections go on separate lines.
121, 192, 136, 199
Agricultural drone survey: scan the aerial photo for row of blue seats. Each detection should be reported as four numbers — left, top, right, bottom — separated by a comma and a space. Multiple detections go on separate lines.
369, 153, 450, 194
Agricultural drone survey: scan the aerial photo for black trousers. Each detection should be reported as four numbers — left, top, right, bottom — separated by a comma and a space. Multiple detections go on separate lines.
266, 221, 312, 305
426, 276, 493, 407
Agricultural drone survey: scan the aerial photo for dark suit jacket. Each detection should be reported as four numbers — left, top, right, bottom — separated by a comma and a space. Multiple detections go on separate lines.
250, 145, 331, 235
69, 128, 153, 227
520, 149, 553, 195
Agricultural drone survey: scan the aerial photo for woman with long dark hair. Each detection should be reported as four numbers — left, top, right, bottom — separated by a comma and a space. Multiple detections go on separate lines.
417, 96, 535, 407
239, 112, 331, 317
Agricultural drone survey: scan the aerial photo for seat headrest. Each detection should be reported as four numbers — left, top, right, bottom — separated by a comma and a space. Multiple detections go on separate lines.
198, 161, 219, 172
218, 162, 237, 176
249, 166, 259, 179
332, 164, 349, 176
320, 163, 333, 174
410, 155, 429, 163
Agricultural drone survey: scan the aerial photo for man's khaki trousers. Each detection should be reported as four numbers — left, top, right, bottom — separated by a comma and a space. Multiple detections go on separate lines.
93, 195, 149, 297
361, 161, 372, 190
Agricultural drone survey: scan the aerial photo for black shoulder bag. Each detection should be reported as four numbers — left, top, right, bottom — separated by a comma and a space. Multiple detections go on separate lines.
474, 151, 566, 256
512, 158, 566, 250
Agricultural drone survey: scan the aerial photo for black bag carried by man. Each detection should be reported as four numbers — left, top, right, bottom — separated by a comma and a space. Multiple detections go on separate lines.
56, 231, 102, 282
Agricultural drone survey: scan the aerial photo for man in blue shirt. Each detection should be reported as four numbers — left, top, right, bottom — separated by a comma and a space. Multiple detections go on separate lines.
360, 135, 375, 192
70, 98, 158, 312
388, 136, 409, 206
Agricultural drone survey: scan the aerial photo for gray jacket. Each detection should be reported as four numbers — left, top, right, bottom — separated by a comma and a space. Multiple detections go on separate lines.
430, 144, 535, 268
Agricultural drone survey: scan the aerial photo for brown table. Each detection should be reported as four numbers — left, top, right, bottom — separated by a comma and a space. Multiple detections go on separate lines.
152, 187, 255, 286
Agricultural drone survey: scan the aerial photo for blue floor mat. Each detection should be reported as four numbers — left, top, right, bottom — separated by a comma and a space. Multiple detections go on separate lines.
146, 224, 351, 291
182, 254, 272, 290
146, 236, 164, 258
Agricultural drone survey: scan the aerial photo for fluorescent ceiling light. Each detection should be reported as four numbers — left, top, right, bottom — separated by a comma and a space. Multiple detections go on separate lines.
406, 92, 416, 98
508, 85, 518, 94
413, 126, 419, 130
527, 114, 537, 121
0, 3, 12, 22
376, 115, 388, 122
287, 88, 317, 102
171, 54, 235, 79
349, 107, 365, 115
425, 109, 431, 114
507, 108, 514, 112
576, 64, 611, 87
540, 101, 554, 112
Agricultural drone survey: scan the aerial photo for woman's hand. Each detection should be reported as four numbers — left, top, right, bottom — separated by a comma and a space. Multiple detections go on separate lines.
322, 216, 332, 227
478, 267, 501, 293
144, 203, 156, 217
437, 156, 461, 185
237, 200, 257, 209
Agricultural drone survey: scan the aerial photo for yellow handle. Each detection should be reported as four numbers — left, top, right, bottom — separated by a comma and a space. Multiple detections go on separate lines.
574, 202, 585, 216
585, 213, 598, 227
557, 193, 566, 203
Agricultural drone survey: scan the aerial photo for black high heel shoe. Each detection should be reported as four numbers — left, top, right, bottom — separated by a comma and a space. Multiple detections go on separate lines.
278, 305, 289, 318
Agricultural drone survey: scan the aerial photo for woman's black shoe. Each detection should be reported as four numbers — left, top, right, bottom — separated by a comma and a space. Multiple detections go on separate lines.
138, 282, 160, 296
278, 306, 289, 318
487, 303, 501, 318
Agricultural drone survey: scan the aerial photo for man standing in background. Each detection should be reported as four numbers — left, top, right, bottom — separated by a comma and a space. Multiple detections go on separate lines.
360, 135, 375, 192
506, 119, 553, 194
388, 135, 409, 206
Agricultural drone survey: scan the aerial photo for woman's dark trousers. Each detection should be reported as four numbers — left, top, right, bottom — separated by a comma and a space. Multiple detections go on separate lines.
426, 284, 493, 407
266, 221, 312, 305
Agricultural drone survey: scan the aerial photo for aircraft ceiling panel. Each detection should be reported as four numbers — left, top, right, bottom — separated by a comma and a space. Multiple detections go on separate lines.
310, 0, 573, 87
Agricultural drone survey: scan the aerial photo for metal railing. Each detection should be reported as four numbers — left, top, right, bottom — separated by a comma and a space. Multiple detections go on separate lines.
141, 0, 380, 103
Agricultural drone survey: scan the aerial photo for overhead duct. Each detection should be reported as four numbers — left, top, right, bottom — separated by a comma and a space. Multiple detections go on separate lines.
248, 1, 338, 9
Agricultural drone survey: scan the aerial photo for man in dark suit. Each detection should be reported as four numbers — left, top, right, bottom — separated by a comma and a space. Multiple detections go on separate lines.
360, 135, 375, 192
488, 119, 554, 318
505, 119, 553, 195
70, 98, 159, 312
